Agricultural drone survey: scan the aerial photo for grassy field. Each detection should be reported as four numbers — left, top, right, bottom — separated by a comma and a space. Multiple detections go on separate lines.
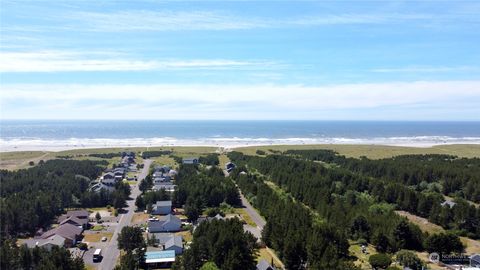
256, 247, 284, 269
131, 213, 149, 224
233, 208, 256, 227
2, 144, 479, 170
348, 241, 378, 270
235, 144, 480, 159
175, 230, 193, 242
395, 210, 480, 254
83, 232, 113, 243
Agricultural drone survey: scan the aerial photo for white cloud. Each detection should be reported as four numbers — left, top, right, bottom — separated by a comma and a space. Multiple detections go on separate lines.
68, 10, 437, 32
2, 81, 479, 120
0, 51, 277, 72
372, 66, 480, 73
73, 10, 267, 31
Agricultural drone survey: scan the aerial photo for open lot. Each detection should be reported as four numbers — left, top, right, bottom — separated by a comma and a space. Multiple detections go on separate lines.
83, 232, 113, 243
256, 247, 284, 269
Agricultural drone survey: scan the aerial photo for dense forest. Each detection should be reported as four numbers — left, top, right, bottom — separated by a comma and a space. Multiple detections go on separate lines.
173, 218, 257, 270
0, 159, 130, 237
285, 150, 480, 203
283, 150, 480, 237
228, 151, 472, 269
172, 164, 241, 221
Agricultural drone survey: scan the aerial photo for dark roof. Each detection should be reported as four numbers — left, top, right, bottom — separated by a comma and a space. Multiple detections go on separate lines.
66, 210, 89, 218
42, 223, 82, 241
60, 216, 88, 226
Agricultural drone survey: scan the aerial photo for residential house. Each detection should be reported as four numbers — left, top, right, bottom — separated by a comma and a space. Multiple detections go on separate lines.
153, 183, 177, 192
90, 182, 115, 193
256, 259, 276, 270
58, 210, 89, 228
182, 157, 199, 165
148, 214, 181, 233
24, 235, 66, 251
152, 201, 172, 215
149, 233, 175, 246
102, 172, 116, 185
164, 235, 183, 255
41, 223, 83, 247
60, 216, 89, 228
145, 250, 176, 268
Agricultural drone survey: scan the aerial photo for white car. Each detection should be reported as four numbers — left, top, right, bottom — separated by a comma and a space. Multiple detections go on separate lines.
101, 237, 107, 242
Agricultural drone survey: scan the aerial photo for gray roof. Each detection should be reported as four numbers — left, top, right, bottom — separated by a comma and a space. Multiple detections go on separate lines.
256, 259, 275, 270
156, 201, 172, 207
148, 214, 181, 230
41, 223, 82, 241
165, 235, 183, 249
182, 157, 198, 164
150, 233, 174, 245
24, 235, 66, 249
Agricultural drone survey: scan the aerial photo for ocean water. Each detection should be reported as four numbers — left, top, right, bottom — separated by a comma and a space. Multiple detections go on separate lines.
1, 120, 480, 151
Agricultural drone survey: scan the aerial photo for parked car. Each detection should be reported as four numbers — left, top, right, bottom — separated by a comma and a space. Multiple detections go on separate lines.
101, 237, 107, 242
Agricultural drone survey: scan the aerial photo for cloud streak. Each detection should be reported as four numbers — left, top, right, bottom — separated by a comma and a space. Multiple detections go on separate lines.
67, 10, 440, 32
2, 81, 479, 120
0, 51, 279, 72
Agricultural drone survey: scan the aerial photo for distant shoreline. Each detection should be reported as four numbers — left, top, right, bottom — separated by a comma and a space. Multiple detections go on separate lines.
1, 139, 480, 152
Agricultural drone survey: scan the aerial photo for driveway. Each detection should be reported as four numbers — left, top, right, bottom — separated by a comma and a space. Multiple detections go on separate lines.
99, 159, 152, 270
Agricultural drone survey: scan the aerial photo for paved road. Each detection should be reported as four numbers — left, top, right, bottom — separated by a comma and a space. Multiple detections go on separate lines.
99, 159, 152, 270
239, 190, 266, 230
224, 169, 266, 233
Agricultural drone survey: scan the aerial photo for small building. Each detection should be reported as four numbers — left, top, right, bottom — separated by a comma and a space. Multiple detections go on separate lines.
152, 201, 172, 215
256, 259, 276, 270
182, 157, 199, 165
145, 250, 175, 268
148, 214, 181, 233
90, 182, 115, 193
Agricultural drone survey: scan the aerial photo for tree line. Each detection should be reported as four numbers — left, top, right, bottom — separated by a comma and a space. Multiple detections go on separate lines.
0, 159, 130, 238
172, 164, 241, 221
228, 151, 468, 268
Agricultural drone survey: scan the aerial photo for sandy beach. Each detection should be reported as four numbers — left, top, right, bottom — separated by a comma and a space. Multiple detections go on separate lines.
2, 136, 480, 152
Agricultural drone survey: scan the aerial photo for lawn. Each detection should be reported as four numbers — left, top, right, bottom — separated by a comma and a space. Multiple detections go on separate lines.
131, 213, 149, 224
256, 247, 284, 269
175, 230, 193, 242
234, 208, 256, 227
348, 241, 378, 270
83, 232, 113, 243
395, 210, 480, 254
90, 225, 105, 231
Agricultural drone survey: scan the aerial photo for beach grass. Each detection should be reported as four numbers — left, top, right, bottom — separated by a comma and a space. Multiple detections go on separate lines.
2, 144, 479, 170
235, 144, 480, 159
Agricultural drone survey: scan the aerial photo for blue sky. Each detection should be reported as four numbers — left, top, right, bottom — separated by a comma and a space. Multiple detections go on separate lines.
1, 0, 479, 120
